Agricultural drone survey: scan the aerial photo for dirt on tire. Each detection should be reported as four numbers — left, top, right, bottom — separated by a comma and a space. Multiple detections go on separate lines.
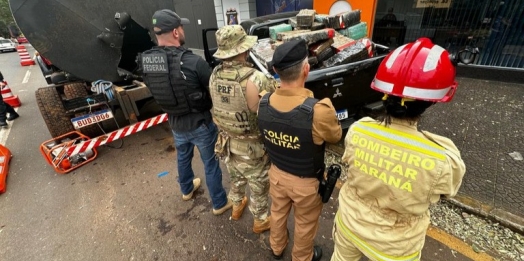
35, 86, 75, 138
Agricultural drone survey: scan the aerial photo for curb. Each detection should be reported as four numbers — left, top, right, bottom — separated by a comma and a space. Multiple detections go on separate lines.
447, 195, 524, 234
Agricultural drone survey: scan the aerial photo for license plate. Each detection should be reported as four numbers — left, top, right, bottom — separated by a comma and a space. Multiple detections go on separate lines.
71, 109, 114, 129
336, 109, 348, 121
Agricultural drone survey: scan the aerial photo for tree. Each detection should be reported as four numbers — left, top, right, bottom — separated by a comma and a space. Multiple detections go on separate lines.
0, 0, 16, 37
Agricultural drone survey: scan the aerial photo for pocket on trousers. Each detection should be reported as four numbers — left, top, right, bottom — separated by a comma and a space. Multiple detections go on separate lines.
215, 131, 230, 159
247, 141, 266, 159
292, 185, 318, 198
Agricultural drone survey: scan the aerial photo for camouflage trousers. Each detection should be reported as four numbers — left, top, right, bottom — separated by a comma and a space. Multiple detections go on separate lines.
225, 154, 270, 220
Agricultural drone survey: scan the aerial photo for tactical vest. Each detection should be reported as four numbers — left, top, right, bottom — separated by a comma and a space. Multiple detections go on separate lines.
140, 47, 211, 116
258, 93, 325, 178
210, 63, 257, 136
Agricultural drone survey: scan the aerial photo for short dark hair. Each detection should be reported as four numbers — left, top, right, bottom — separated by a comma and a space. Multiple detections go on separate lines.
378, 95, 435, 125
274, 58, 306, 82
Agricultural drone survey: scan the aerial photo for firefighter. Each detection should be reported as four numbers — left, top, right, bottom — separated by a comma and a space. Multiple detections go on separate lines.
209, 25, 278, 233
331, 38, 466, 261
140, 9, 231, 215
258, 39, 342, 261
0, 71, 19, 128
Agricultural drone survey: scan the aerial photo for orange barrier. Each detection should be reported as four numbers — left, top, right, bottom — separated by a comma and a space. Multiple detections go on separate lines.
16, 45, 35, 66
40, 131, 97, 174
1, 81, 22, 107
0, 144, 12, 194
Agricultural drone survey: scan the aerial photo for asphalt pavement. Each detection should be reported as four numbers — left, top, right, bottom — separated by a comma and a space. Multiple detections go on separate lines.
419, 76, 524, 233
0, 45, 515, 260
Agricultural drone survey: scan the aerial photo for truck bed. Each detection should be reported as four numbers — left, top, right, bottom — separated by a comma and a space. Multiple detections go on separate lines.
203, 12, 389, 129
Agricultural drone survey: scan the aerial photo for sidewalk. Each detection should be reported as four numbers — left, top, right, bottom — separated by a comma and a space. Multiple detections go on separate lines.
420, 77, 524, 232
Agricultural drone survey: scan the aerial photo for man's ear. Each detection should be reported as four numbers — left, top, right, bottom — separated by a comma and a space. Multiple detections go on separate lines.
303, 61, 310, 77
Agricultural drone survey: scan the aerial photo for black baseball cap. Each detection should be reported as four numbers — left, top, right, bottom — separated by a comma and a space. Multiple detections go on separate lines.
152, 9, 190, 35
272, 39, 309, 70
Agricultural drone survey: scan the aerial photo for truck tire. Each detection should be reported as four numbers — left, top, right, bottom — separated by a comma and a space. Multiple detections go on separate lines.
63, 83, 104, 138
35, 86, 75, 138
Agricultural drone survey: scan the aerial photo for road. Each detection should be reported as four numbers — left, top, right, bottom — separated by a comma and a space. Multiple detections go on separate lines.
0, 45, 495, 261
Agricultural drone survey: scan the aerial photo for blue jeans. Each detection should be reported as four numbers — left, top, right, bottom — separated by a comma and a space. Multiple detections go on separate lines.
173, 122, 227, 209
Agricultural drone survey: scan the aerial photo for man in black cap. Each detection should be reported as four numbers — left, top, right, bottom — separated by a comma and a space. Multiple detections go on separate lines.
257, 39, 342, 261
140, 9, 232, 215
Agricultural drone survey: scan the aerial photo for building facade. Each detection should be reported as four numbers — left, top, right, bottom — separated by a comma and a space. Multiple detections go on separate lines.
192, 0, 523, 70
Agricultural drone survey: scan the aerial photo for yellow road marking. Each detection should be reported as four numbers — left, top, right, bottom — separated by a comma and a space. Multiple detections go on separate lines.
427, 226, 496, 261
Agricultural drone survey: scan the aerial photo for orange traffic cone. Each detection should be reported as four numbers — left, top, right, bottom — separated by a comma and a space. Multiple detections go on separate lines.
1, 81, 22, 107
17, 45, 35, 66
0, 144, 12, 194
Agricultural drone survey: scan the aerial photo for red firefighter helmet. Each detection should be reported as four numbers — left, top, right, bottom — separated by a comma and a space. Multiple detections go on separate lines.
371, 38, 458, 102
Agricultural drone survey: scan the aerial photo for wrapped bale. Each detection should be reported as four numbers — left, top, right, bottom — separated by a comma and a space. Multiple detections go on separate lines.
277, 29, 310, 41
271, 40, 285, 49
359, 38, 374, 57
322, 41, 369, 67
290, 17, 324, 30
337, 22, 368, 40
316, 47, 335, 64
331, 33, 356, 53
269, 24, 293, 40
296, 9, 316, 28
251, 39, 275, 69
308, 56, 318, 66
310, 22, 326, 30
309, 38, 334, 56
315, 14, 340, 29
337, 10, 361, 29
289, 17, 298, 28
282, 28, 335, 45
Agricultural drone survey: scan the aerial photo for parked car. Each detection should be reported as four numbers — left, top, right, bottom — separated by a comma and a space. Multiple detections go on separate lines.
16, 36, 28, 43
0, 39, 17, 52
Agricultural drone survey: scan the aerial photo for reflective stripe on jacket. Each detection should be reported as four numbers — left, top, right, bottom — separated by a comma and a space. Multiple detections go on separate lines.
338, 117, 465, 257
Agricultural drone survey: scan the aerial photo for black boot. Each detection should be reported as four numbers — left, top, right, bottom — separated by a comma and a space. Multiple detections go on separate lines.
0, 121, 8, 128
7, 112, 19, 121
312, 245, 322, 261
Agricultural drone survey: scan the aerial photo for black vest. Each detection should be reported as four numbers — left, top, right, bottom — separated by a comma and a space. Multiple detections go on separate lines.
258, 93, 325, 178
140, 47, 211, 116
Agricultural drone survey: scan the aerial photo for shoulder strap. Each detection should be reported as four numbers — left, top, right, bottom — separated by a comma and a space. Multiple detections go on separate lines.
238, 68, 257, 82
259, 92, 272, 106
299, 97, 318, 115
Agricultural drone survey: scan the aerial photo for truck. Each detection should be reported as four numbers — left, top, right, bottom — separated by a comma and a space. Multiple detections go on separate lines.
9, 0, 177, 138
10, 0, 389, 140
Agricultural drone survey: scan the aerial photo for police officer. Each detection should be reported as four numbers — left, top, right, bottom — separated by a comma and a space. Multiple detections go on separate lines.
331, 38, 466, 261
0, 71, 19, 128
209, 25, 278, 233
258, 39, 342, 261
141, 9, 231, 215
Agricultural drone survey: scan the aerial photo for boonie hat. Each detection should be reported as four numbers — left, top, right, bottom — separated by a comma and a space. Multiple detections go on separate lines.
271, 39, 308, 70
152, 9, 190, 35
213, 25, 258, 59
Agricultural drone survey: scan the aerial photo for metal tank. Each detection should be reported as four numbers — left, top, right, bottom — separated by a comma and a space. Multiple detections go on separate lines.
9, 0, 175, 82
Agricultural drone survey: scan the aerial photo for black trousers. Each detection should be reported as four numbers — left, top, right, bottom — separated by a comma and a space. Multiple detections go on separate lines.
0, 98, 15, 122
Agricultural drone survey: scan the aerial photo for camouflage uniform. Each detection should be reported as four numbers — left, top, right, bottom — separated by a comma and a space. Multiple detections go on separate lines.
210, 25, 278, 221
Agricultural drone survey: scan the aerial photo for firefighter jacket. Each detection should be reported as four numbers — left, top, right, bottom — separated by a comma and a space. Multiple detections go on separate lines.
337, 117, 466, 259
258, 93, 325, 178
210, 61, 277, 159
140, 46, 211, 116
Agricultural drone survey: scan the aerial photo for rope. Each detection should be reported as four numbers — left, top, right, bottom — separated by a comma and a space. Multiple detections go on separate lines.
91, 80, 115, 101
